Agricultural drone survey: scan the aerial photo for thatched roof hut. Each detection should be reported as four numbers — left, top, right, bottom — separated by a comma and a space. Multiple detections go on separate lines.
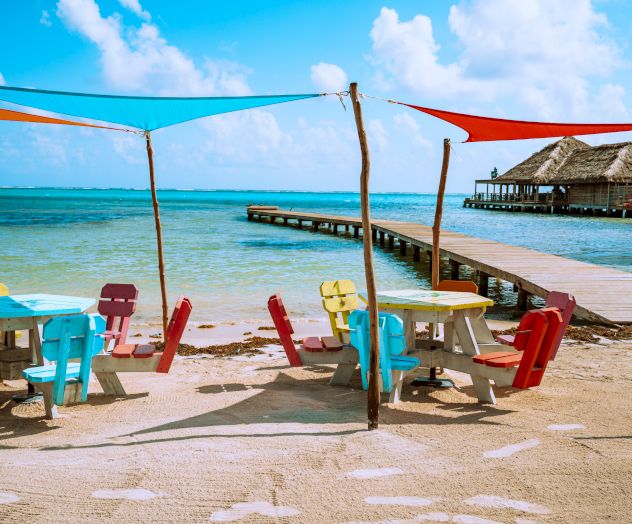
496, 136, 589, 184
548, 141, 632, 184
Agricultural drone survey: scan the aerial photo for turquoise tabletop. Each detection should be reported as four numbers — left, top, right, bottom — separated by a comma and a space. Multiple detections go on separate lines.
0, 294, 96, 319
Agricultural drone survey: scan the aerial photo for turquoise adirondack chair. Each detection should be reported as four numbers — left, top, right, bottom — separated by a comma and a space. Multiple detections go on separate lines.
349, 310, 419, 402
23, 314, 105, 407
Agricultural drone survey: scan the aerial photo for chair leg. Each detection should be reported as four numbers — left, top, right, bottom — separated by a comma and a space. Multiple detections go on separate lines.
35, 383, 58, 419
330, 363, 356, 386
388, 371, 405, 403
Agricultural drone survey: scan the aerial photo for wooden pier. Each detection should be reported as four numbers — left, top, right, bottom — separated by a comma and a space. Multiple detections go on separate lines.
247, 206, 632, 325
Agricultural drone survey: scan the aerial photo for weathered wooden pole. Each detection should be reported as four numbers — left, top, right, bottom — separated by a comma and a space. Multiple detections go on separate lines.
145, 131, 169, 340
432, 139, 451, 289
350, 82, 380, 430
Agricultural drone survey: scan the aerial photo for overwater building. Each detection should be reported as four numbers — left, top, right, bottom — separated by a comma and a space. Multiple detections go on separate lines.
464, 136, 632, 217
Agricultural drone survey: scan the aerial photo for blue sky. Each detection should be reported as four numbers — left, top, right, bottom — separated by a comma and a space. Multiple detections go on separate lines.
1, 0, 632, 192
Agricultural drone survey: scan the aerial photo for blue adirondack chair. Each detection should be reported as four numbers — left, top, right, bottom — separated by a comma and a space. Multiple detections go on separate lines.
349, 310, 420, 401
23, 314, 105, 406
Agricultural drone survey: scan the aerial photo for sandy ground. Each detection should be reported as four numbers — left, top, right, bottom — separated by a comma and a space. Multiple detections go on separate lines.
0, 321, 631, 524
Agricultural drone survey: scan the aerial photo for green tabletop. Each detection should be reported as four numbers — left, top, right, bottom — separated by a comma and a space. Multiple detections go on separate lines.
358, 289, 493, 312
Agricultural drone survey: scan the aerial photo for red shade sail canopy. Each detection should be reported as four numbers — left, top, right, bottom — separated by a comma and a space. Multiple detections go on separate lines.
0, 108, 126, 131
402, 103, 632, 142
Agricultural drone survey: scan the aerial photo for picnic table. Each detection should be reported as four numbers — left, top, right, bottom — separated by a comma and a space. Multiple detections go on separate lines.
358, 289, 501, 403
0, 294, 96, 411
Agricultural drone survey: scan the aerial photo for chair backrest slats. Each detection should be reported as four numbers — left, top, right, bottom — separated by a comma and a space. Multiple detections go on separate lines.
512, 310, 550, 389
41, 314, 105, 405
100, 283, 139, 300
98, 283, 138, 346
267, 294, 301, 367
97, 300, 136, 318
436, 280, 479, 294
156, 297, 192, 373
544, 291, 576, 360
320, 280, 358, 341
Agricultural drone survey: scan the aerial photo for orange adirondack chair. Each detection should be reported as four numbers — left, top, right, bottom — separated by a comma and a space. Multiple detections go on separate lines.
474, 307, 563, 389
496, 291, 575, 360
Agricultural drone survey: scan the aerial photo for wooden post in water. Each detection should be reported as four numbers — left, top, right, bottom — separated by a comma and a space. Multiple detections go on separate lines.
432, 139, 451, 289
350, 82, 380, 430
145, 131, 169, 340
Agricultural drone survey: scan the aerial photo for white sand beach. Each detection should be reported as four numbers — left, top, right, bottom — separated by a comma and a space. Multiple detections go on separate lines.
1, 326, 630, 523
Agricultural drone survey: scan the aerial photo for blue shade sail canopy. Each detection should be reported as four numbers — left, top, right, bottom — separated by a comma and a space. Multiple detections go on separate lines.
0, 86, 321, 131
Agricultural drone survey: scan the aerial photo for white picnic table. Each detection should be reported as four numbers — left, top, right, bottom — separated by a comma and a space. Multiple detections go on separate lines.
358, 289, 502, 403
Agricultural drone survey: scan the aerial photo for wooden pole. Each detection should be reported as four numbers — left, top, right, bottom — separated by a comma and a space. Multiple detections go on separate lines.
349, 82, 380, 430
432, 139, 451, 290
145, 131, 169, 340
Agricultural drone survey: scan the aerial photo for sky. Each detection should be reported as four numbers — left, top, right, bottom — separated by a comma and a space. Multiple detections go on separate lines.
1, 0, 632, 192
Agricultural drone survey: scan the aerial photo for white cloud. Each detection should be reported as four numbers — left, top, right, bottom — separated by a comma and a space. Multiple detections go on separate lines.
310, 63, 348, 92
40, 10, 52, 26
56, 0, 250, 96
370, 2, 625, 119
118, 0, 150, 21
200, 111, 355, 169
367, 119, 388, 152
595, 83, 629, 119
110, 133, 145, 164
393, 112, 433, 151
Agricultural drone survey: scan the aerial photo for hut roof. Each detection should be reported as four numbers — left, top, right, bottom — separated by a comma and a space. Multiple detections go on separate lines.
549, 141, 632, 184
496, 136, 589, 183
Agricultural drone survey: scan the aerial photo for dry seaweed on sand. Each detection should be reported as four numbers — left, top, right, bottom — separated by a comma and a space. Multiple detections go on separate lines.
492, 324, 632, 344
198, 324, 216, 329
151, 336, 298, 357
257, 326, 277, 331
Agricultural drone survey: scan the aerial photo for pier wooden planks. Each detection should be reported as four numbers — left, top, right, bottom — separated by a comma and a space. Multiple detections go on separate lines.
247, 207, 632, 324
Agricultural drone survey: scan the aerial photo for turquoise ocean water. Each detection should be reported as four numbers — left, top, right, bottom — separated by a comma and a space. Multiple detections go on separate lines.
1, 188, 630, 324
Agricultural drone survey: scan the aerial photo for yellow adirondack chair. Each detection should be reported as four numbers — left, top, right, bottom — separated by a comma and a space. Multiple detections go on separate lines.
320, 280, 358, 342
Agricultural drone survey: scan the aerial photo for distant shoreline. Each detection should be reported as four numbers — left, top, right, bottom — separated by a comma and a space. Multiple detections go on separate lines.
0, 186, 468, 196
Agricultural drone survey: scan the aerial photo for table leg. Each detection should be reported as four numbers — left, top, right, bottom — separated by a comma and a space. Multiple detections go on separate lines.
402, 310, 416, 352
453, 311, 496, 404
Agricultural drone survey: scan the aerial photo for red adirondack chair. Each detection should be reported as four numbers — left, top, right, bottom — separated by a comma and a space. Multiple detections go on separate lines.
98, 283, 139, 349
474, 307, 563, 389
496, 291, 576, 360
268, 294, 343, 367
110, 296, 192, 373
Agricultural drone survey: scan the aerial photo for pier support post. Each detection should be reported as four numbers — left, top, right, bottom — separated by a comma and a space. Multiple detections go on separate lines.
270, 216, 276, 224
478, 271, 490, 296
353, 226, 359, 238
388, 235, 394, 250
413, 245, 420, 262
247, 213, 253, 221
312, 221, 320, 231
333, 224, 338, 235
283, 217, 288, 225
517, 289, 530, 310
345, 224, 349, 233
450, 260, 461, 280
399, 240, 407, 256
379, 231, 385, 247
427, 250, 433, 272
372, 228, 377, 241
